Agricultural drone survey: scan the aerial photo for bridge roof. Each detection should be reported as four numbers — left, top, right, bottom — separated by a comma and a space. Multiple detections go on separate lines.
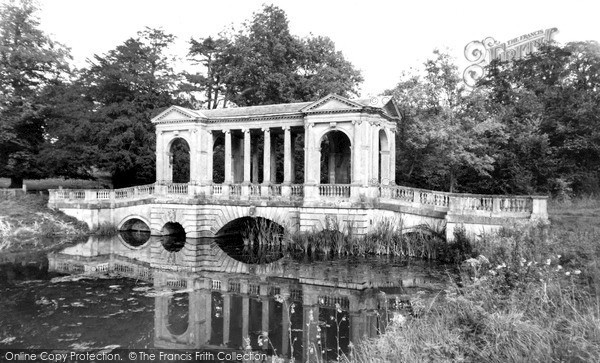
200, 101, 312, 119
152, 94, 400, 124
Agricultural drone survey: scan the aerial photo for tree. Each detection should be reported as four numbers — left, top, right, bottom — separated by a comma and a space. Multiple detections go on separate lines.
82, 28, 188, 187
479, 41, 600, 195
386, 50, 495, 192
187, 5, 363, 107
0, 0, 70, 188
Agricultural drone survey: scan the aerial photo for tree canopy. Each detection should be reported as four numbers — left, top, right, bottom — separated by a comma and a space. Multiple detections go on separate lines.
186, 5, 363, 108
0, 0, 71, 187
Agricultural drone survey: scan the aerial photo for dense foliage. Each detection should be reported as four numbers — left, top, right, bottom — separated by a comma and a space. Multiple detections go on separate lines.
387, 43, 600, 196
0, 1, 598, 196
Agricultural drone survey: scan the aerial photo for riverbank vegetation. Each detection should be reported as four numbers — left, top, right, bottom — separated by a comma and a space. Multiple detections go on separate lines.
343, 198, 600, 362
0, 193, 88, 253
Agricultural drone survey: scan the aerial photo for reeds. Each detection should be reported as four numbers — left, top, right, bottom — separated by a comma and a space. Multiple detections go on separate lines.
344, 211, 600, 362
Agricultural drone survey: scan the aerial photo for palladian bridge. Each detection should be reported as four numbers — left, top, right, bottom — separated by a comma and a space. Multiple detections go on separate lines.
48, 94, 548, 240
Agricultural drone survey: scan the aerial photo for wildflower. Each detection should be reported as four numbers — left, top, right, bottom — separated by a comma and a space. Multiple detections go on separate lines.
557, 254, 561, 259
489, 270, 497, 276
574, 270, 581, 275
565, 272, 571, 276
527, 261, 533, 267
557, 265, 562, 270
546, 258, 551, 265
392, 313, 406, 326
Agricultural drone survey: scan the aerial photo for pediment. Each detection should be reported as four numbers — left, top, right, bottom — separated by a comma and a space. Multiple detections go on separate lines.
301, 94, 363, 113
151, 106, 206, 124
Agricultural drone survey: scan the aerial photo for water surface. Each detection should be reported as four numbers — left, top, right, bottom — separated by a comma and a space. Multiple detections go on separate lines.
0, 233, 447, 361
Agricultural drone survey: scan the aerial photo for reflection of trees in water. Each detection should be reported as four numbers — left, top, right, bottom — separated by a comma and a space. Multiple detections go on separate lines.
167, 292, 189, 336
216, 235, 284, 264
119, 230, 150, 247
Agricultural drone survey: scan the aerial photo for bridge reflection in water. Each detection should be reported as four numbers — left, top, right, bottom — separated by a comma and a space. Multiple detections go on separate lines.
47, 233, 444, 361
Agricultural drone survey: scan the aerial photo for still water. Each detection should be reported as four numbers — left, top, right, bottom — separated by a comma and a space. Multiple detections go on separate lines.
0, 232, 446, 362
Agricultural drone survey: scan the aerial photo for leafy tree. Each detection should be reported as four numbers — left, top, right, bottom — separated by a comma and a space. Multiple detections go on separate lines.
386, 50, 495, 192
82, 28, 187, 187
0, 0, 70, 188
187, 5, 363, 107
480, 41, 600, 195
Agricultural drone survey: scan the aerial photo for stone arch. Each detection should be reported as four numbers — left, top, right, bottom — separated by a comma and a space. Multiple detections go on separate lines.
318, 130, 352, 184
378, 128, 391, 184
209, 206, 293, 236
168, 137, 191, 183
118, 215, 152, 231
212, 133, 225, 184
154, 209, 194, 237
117, 216, 152, 248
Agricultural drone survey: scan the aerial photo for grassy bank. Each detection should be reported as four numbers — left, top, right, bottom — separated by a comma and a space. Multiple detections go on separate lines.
345, 198, 600, 362
0, 193, 89, 253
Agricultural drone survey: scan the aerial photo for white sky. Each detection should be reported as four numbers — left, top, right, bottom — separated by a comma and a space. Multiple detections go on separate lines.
35, 0, 600, 97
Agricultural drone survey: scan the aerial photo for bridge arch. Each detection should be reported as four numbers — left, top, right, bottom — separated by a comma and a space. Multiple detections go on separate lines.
118, 215, 151, 231
209, 206, 293, 236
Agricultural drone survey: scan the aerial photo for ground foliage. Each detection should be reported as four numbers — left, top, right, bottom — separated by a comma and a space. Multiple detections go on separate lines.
345, 199, 600, 362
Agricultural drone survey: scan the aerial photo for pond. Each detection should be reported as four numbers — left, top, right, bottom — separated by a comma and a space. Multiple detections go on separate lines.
0, 232, 447, 362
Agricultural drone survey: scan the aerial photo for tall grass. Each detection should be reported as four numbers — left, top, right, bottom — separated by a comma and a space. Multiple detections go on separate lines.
345, 198, 600, 362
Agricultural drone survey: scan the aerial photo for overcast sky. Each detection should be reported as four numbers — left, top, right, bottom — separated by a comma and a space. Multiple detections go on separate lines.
35, 0, 599, 97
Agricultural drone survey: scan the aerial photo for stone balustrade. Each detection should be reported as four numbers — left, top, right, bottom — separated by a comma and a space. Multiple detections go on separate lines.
48, 182, 547, 220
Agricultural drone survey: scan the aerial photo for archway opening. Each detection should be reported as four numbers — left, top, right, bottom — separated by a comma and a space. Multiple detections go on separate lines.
167, 292, 189, 336
215, 217, 285, 264
170, 138, 190, 183
379, 129, 390, 184
119, 218, 151, 246
161, 222, 186, 252
213, 135, 225, 183
320, 131, 352, 184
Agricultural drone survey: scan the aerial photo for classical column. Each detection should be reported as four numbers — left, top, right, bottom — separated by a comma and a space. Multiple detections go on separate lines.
262, 128, 271, 184
243, 129, 251, 183
223, 293, 231, 346
242, 296, 249, 342
283, 126, 292, 184
224, 130, 233, 184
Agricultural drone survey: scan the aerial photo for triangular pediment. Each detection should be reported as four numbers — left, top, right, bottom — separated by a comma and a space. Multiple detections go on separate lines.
151, 106, 206, 123
301, 94, 363, 113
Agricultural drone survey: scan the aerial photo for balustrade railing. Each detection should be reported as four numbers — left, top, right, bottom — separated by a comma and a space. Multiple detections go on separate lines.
167, 183, 188, 195
250, 184, 261, 196
96, 190, 111, 200
319, 184, 351, 198
378, 185, 538, 215
291, 184, 304, 197
230, 184, 242, 197
211, 184, 223, 195
269, 184, 282, 196
48, 182, 543, 219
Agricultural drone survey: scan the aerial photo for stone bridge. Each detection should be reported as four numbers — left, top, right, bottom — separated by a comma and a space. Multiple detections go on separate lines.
48, 94, 548, 240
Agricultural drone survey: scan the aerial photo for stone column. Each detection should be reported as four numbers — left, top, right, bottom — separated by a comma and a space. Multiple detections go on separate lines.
282, 127, 292, 198
380, 150, 390, 183
303, 123, 318, 200
242, 296, 249, 342
243, 129, 251, 183
223, 293, 231, 346
262, 128, 271, 196
223, 130, 232, 197
283, 127, 292, 183
224, 130, 233, 183
389, 128, 396, 184
262, 128, 271, 184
